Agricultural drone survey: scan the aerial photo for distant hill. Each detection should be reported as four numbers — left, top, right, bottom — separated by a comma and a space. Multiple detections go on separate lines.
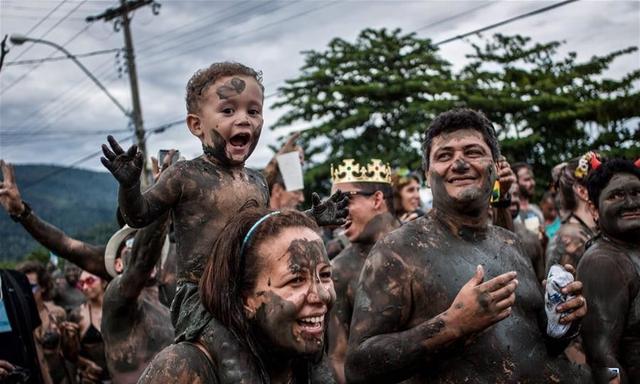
0, 165, 119, 262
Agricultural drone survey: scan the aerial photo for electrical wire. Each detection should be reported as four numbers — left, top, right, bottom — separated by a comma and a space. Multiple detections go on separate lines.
20, 118, 184, 190
4, 48, 121, 66
0, 21, 91, 96
8, 0, 87, 63
139, 1, 340, 68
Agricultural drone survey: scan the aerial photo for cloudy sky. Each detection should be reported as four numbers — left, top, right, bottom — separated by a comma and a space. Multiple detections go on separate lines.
1, 0, 638, 175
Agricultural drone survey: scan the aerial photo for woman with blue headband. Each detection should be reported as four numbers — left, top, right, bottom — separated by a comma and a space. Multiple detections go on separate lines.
139, 201, 336, 383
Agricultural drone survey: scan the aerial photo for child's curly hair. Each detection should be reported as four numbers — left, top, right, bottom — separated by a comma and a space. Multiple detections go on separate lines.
185, 62, 263, 114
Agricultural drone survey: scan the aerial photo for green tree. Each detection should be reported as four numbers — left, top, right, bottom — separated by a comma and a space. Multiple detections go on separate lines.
457, 34, 640, 189
272, 28, 458, 194
273, 29, 639, 197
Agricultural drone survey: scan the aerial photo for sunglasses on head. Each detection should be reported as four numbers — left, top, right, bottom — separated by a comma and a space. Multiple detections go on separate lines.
77, 276, 98, 289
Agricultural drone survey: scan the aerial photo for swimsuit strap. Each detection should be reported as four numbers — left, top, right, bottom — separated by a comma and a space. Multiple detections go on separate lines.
567, 212, 593, 235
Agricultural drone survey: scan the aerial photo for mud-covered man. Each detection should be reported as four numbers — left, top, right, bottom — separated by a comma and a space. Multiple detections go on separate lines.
578, 158, 640, 384
100, 211, 173, 383
345, 108, 590, 383
327, 159, 399, 383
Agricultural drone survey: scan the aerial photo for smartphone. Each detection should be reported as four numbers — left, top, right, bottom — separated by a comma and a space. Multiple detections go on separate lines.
158, 149, 180, 165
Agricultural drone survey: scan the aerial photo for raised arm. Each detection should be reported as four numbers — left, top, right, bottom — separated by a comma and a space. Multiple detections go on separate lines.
116, 212, 170, 306
0, 161, 109, 280
345, 243, 518, 383
101, 136, 179, 228
578, 254, 629, 383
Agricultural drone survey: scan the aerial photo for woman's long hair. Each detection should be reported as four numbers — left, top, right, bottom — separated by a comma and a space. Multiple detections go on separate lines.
199, 200, 319, 382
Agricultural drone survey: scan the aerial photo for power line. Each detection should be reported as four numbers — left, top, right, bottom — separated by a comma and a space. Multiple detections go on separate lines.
136, 1, 289, 59
9, 0, 87, 63
414, 2, 496, 32
1, 21, 92, 95
20, 119, 183, 190
4, 48, 122, 66
434, 0, 579, 46
140, 1, 340, 68
4, 60, 119, 139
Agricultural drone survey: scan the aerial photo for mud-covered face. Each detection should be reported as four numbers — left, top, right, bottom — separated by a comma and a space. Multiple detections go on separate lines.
245, 227, 335, 357
78, 271, 104, 301
400, 179, 421, 213
427, 129, 497, 214
597, 173, 640, 242
190, 75, 264, 166
333, 182, 380, 243
64, 264, 81, 286
517, 167, 536, 199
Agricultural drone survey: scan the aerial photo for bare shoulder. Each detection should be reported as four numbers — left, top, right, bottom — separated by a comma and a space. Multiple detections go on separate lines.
138, 343, 218, 384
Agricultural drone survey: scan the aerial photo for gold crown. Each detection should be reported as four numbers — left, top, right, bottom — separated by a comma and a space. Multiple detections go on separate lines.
331, 159, 392, 184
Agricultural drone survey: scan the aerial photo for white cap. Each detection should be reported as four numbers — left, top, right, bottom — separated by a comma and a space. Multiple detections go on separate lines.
104, 225, 170, 278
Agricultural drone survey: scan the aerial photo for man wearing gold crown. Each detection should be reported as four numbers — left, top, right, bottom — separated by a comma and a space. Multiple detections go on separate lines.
345, 108, 591, 383
327, 158, 399, 383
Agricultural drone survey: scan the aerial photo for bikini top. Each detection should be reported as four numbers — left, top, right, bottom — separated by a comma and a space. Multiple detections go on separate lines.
80, 304, 103, 345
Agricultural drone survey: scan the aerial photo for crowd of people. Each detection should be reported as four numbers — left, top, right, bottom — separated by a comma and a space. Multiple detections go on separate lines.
0, 61, 638, 384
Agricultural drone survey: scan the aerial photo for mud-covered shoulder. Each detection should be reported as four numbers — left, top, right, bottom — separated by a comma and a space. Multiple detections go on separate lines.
578, 241, 628, 278
138, 343, 218, 384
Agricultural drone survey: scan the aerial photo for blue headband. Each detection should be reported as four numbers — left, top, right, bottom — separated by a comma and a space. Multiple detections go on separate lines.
240, 211, 280, 256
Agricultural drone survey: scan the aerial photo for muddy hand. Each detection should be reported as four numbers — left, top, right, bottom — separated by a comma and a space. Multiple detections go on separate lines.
448, 265, 518, 336
309, 189, 349, 226
556, 264, 587, 324
0, 160, 24, 215
100, 135, 143, 188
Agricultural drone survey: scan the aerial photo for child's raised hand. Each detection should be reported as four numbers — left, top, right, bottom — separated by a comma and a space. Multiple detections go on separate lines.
308, 189, 349, 226
101, 135, 143, 188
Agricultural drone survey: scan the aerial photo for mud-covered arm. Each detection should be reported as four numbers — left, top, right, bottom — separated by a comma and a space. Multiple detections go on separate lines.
114, 213, 170, 308
327, 258, 352, 384
19, 211, 109, 280
344, 244, 459, 384
578, 254, 629, 384
118, 167, 180, 228
0, 160, 109, 279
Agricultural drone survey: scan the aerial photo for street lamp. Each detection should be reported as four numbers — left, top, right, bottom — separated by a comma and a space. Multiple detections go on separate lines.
9, 34, 131, 120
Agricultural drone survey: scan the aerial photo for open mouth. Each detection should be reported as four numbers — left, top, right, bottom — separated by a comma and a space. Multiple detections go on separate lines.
343, 219, 352, 230
229, 132, 251, 148
297, 315, 324, 335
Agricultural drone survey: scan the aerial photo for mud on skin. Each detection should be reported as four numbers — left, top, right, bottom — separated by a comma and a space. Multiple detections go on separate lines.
345, 213, 591, 383
255, 239, 333, 356
579, 238, 640, 384
102, 214, 174, 383
328, 212, 399, 382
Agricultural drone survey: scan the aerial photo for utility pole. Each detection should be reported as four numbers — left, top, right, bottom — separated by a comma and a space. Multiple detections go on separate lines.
86, 0, 160, 185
